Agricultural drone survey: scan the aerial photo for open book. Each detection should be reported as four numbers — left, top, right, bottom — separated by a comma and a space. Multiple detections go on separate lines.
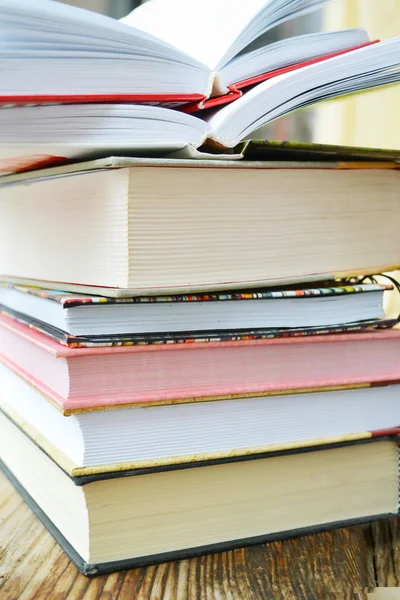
1, 0, 374, 110
1, 36, 399, 169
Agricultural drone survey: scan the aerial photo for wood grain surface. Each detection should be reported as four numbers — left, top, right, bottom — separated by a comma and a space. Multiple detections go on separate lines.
0, 470, 399, 600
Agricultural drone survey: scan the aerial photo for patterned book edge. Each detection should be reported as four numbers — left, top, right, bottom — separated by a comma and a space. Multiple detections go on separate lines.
0, 281, 390, 308
0, 305, 396, 348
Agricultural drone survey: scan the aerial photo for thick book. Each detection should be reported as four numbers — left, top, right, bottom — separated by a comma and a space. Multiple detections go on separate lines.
1, 411, 399, 575
1, 32, 400, 172
1, 157, 400, 294
0, 281, 390, 337
2, 361, 400, 475
0, 0, 377, 109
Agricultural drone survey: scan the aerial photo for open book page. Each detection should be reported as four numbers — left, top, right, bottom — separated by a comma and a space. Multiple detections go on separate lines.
122, 0, 267, 69
122, 0, 328, 70
0, 0, 213, 99
220, 29, 370, 87
206, 37, 400, 147
0, 0, 202, 66
0, 104, 211, 173
1, 37, 400, 172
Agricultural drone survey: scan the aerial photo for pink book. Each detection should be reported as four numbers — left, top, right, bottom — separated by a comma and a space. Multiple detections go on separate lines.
1, 313, 400, 414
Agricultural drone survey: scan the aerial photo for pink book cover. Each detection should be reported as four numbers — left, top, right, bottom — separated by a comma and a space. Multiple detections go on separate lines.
2, 313, 400, 414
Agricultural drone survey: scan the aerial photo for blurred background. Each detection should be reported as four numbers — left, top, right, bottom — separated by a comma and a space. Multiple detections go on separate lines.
58, 1, 137, 19
59, 0, 400, 150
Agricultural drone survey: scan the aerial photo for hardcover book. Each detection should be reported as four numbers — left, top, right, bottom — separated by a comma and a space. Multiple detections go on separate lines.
2, 361, 400, 475
1, 411, 399, 575
1, 312, 400, 412
0, 281, 391, 337
1, 145, 400, 181
1, 157, 400, 294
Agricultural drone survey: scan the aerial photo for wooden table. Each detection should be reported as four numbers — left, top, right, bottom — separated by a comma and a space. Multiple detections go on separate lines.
1, 470, 399, 600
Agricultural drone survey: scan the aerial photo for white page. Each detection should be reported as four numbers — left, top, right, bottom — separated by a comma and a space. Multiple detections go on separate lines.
220, 29, 370, 87
0, 104, 211, 172
122, 0, 270, 69
122, 0, 328, 70
0, 0, 201, 66
207, 37, 400, 146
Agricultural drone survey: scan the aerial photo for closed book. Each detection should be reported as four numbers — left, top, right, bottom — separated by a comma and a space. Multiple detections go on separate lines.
1, 158, 400, 294
1, 312, 400, 413
0, 280, 391, 338
1, 411, 399, 575
3, 358, 400, 475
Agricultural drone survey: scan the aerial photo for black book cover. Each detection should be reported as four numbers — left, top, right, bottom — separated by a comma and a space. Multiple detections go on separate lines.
1, 458, 396, 577
1, 433, 399, 576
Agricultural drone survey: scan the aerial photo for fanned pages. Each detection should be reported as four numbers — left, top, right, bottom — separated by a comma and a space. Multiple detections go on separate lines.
0, 0, 209, 100
0, 36, 399, 171
206, 38, 400, 147
1, 0, 347, 106
123, 0, 334, 70
218, 30, 370, 89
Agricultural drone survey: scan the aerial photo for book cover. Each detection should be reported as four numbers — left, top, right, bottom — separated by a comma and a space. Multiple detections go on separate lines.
241, 139, 400, 162
4, 403, 400, 480
1, 432, 399, 576
1, 305, 396, 348
1, 143, 399, 180
2, 311, 400, 415
0, 280, 389, 309
1, 152, 399, 188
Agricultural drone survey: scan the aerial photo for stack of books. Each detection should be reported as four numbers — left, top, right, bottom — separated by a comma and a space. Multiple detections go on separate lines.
1, 0, 400, 577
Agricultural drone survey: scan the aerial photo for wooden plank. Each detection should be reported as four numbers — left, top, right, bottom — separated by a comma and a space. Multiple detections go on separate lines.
370, 518, 400, 587
0, 470, 381, 599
